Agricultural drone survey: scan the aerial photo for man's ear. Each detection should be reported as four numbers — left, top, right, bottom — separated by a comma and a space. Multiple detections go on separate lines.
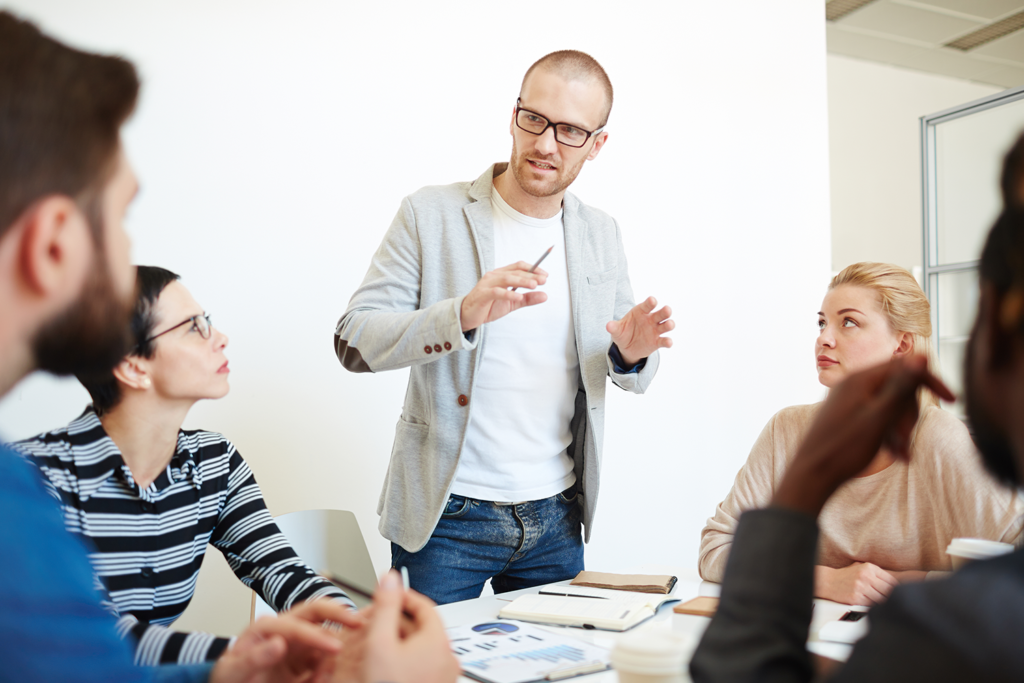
587, 131, 609, 161
892, 332, 915, 358
112, 356, 151, 390
17, 195, 92, 296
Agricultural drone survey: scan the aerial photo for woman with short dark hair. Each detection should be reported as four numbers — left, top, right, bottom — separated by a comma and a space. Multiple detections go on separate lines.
15, 265, 353, 665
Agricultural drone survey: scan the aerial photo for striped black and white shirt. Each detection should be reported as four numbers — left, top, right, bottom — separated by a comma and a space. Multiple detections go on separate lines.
15, 407, 354, 666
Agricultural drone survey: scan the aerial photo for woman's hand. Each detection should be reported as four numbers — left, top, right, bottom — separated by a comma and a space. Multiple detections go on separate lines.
815, 563, 898, 606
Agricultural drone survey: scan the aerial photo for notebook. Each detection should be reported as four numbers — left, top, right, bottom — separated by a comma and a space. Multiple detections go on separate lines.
498, 586, 679, 631
570, 571, 677, 595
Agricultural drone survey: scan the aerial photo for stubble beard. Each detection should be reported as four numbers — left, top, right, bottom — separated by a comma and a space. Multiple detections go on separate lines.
31, 231, 134, 383
509, 138, 588, 200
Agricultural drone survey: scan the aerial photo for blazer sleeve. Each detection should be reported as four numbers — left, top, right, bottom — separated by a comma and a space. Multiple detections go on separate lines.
699, 414, 781, 582
605, 217, 660, 393
334, 196, 476, 373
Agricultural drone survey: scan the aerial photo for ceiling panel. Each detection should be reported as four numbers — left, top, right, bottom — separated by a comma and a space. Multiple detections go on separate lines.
972, 61, 1024, 86
841, 2, 984, 44
897, 0, 1024, 21
971, 28, 1024, 62
827, 25, 1002, 81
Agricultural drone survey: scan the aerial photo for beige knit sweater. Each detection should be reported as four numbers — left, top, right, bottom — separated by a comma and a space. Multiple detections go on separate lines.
699, 403, 1024, 582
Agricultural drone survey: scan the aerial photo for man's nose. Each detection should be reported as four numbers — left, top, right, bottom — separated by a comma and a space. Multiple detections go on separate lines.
536, 126, 559, 155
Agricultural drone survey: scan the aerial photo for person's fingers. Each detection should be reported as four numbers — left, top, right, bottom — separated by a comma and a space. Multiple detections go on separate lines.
659, 319, 676, 332
247, 614, 343, 656
491, 272, 540, 290
606, 320, 621, 336
862, 585, 886, 605
637, 296, 657, 314
874, 567, 899, 589
658, 337, 674, 349
368, 571, 404, 647
496, 261, 535, 272
653, 305, 672, 322
520, 291, 548, 307
287, 599, 363, 629
249, 633, 287, 669
490, 287, 525, 303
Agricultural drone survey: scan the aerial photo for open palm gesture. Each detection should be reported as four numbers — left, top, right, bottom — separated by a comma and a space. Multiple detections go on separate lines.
606, 296, 674, 366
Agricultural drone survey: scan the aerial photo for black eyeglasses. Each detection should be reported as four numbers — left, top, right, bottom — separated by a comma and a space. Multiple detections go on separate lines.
514, 98, 605, 148
141, 313, 212, 347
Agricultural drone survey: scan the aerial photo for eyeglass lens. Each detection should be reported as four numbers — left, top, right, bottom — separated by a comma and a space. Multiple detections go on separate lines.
516, 110, 590, 147
195, 314, 212, 339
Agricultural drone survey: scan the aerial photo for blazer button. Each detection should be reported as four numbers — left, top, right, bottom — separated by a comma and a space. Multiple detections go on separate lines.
457, 394, 469, 407
444, 342, 452, 350
424, 345, 432, 354
433, 344, 442, 353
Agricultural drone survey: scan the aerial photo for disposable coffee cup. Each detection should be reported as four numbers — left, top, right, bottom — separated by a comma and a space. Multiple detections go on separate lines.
946, 537, 1014, 570
611, 632, 694, 683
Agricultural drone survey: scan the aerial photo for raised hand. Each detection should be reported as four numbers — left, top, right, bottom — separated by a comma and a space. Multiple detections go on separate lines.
460, 262, 549, 332
815, 563, 898, 606
606, 296, 674, 367
774, 355, 954, 517
210, 600, 361, 683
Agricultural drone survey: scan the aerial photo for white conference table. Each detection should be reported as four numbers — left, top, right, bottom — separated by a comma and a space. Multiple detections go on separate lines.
435, 566, 859, 683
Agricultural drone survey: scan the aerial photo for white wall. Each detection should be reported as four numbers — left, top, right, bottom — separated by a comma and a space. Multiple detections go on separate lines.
827, 54, 1001, 275
0, 1, 831, 636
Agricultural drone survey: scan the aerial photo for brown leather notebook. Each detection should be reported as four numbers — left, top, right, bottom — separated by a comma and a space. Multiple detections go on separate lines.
569, 570, 677, 594
672, 596, 719, 617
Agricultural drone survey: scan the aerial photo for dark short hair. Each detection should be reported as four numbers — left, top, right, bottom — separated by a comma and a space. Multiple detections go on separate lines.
79, 266, 181, 414
982, 132, 1024, 307
521, 50, 614, 128
0, 11, 139, 242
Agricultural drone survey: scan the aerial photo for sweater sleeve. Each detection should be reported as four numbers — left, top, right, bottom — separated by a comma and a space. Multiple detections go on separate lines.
210, 447, 356, 615
919, 407, 1024, 550
699, 412, 784, 582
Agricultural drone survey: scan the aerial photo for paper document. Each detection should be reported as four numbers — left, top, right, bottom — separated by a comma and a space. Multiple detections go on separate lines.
448, 621, 610, 683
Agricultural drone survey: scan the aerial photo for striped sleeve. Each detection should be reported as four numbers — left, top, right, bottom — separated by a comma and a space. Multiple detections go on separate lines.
210, 447, 355, 613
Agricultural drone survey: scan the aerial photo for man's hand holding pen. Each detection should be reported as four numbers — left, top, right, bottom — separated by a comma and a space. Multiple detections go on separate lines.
460, 261, 550, 332
606, 296, 675, 366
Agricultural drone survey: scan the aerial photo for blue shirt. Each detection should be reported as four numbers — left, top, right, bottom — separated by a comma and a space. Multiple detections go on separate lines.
0, 443, 212, 682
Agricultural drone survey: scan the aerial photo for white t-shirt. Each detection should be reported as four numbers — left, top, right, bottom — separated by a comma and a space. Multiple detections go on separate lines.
450, 185, 579, 502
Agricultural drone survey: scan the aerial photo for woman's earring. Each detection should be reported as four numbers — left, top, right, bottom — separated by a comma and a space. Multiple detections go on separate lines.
141, 377, 151, 388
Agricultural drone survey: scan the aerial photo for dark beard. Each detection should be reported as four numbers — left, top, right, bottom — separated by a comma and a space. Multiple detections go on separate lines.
964, 333, 1021, 487
31, 252, 133, 383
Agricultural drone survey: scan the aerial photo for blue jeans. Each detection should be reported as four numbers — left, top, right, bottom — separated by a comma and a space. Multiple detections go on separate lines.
391, 485, 584, 605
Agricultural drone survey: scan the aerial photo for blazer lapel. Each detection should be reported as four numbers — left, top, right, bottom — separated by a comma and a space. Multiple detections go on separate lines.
562, 192, 587, 359
464, 164, 500, 276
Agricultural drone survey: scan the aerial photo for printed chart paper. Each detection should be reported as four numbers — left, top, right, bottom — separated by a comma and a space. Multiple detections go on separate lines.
447, 621, 611, 683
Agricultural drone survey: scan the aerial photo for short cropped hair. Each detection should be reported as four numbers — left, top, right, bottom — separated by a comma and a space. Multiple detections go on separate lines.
79, 266, 181, 415
521, 50, 613, 127
0, 11, 139, 242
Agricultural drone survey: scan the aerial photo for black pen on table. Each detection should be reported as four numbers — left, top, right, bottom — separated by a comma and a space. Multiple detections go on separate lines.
325, 571, 415, 619
511, 245, 554, 292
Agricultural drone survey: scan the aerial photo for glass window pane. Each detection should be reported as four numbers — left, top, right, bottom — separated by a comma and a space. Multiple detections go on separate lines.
930, 268, 978, 418
935, 98, 1024, 265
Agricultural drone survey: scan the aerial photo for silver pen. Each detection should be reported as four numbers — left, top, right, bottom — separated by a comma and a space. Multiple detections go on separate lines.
511, 245, 554, 292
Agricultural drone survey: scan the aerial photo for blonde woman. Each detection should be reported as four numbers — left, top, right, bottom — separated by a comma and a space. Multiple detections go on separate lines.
699, 262, 1024, 605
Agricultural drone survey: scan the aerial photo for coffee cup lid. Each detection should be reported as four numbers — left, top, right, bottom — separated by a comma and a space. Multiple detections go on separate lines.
946, 538, 1014, 560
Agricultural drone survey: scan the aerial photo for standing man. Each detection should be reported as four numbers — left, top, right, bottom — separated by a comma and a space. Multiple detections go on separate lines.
335, 50, 674, 604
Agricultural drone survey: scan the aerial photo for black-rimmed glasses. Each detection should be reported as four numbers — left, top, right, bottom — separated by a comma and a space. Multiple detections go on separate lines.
141, 313, 212, 347
514, 98, 605, 148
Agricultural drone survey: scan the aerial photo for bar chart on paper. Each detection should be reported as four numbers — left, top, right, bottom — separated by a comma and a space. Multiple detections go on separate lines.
447, 621, 611, 683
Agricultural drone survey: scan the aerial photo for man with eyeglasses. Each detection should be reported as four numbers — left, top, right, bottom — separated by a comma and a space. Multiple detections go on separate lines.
336, 50, 674, 604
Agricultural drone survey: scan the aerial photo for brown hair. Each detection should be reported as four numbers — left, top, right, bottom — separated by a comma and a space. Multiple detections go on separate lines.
829, 262, 940, 408
0, 11, 139, 242
521, 50, 613, 127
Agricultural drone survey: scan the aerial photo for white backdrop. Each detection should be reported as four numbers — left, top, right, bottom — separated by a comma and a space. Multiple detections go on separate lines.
0, 0, 831, 635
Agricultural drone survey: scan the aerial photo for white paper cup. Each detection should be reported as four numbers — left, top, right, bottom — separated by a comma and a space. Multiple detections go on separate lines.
611, 633, 694, 683
946, 538, 1014, 570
